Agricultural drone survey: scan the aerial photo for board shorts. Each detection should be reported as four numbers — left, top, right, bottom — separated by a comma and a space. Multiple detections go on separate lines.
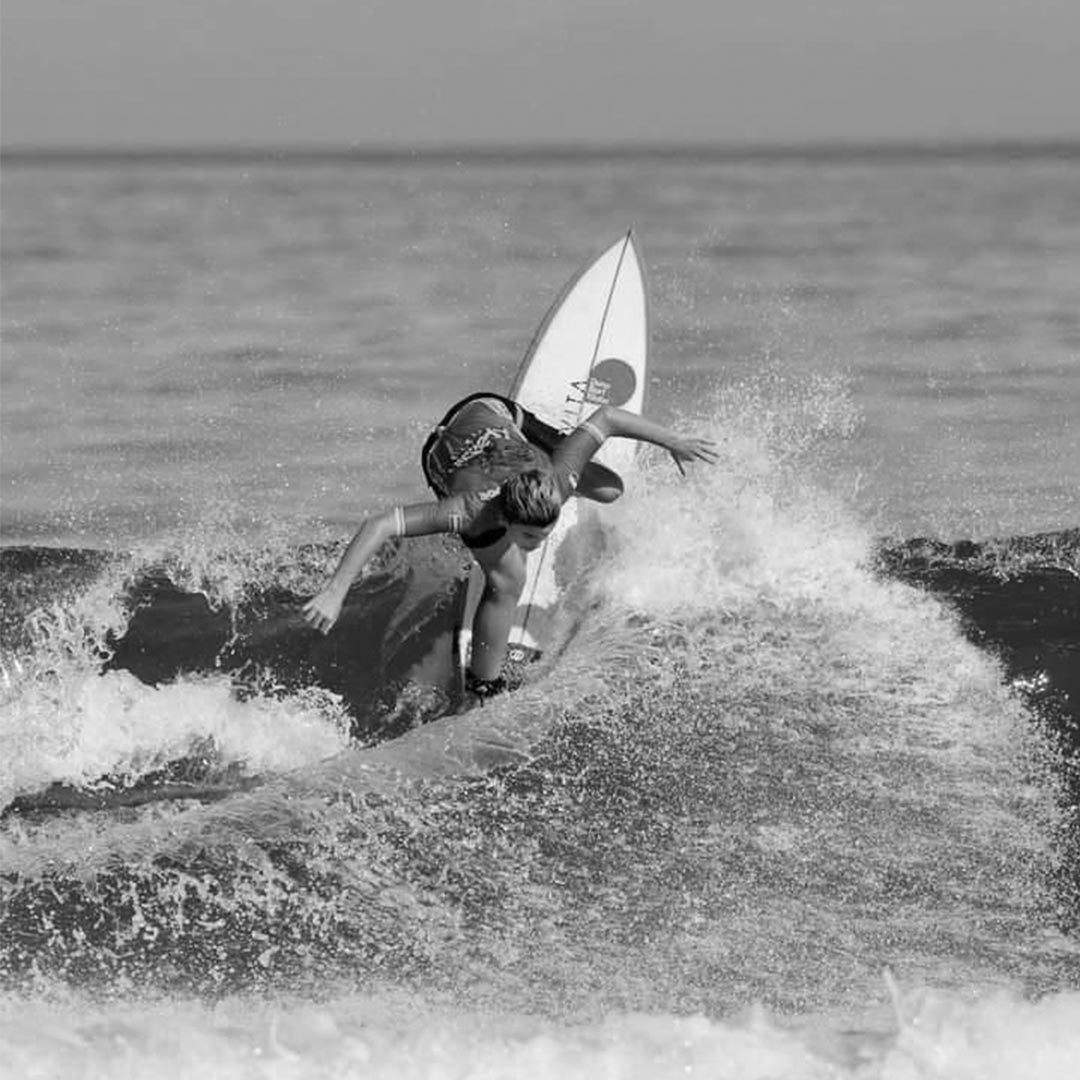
420, 391, 622, 504
420, 392, 546, 498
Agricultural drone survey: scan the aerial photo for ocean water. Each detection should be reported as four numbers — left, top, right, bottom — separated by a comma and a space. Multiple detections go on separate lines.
1, 147, 1079, 1077
4, 148, 1078, 545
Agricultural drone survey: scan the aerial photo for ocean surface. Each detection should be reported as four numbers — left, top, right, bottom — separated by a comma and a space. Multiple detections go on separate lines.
1, 146, 1079, 1077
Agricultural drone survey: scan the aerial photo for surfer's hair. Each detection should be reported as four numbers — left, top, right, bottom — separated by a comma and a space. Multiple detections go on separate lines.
500, 469, 562, 527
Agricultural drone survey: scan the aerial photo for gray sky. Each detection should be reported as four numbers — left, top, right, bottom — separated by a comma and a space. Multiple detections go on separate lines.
3, 0, 1079, 147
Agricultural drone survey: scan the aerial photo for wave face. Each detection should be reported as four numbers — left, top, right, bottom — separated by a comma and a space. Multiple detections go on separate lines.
1, 380, 1078, 1074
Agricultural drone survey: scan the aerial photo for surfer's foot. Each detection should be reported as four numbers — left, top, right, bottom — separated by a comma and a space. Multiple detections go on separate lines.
464, 670, 508, 705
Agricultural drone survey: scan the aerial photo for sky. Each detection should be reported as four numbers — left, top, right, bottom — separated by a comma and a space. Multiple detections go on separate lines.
2, 0, 1079, 148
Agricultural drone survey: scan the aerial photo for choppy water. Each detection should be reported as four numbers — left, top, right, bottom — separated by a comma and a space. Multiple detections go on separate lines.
1, 147, 1079, 1076
3, 148, 1079, 545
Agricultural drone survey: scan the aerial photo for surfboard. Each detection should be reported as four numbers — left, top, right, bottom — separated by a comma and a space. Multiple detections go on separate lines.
457, 230, 649, 686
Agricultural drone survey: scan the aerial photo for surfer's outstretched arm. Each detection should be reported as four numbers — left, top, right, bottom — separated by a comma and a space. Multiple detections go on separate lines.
303, 498, 468, 633
554, 405, 718, 478
303, 510, 400, 633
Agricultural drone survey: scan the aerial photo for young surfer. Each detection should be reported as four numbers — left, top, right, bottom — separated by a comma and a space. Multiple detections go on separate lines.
303, 393, 717, 700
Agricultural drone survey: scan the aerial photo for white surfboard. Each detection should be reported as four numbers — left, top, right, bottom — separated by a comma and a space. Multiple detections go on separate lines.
457, 231, 649, 682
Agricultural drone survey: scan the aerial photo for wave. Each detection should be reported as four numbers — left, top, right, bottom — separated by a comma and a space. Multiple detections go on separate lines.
0, 533, 468, 814
3, 526, 1075, 810
877, 530, 1080, 738
1, 381, 1077, 1033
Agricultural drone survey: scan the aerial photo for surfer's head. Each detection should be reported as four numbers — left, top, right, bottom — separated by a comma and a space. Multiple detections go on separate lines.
500, 469, 562, 530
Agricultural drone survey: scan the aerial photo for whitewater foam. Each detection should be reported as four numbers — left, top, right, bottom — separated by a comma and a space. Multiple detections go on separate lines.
3, 983, 1080, 1080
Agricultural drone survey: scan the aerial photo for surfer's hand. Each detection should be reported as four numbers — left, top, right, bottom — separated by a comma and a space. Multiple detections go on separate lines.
667, 435, 719, 476
303, 589, 345, 634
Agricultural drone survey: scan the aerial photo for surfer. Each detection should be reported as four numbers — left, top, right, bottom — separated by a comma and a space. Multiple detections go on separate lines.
302, 393, 716, 700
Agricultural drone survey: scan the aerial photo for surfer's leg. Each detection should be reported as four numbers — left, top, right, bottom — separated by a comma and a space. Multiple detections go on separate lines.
575, 461, 624, 504
469, 544, 527, 683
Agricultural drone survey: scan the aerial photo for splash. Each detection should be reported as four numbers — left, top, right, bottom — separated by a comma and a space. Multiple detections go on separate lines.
0, 373, 1071, 1019
0, 520, 358, 810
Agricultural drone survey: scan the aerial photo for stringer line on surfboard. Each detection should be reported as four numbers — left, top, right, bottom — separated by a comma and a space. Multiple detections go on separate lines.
455, 229, 648, 694
513, 231, 635, 648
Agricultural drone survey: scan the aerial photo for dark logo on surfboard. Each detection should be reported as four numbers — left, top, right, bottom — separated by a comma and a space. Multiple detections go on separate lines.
570, 358, 637, 408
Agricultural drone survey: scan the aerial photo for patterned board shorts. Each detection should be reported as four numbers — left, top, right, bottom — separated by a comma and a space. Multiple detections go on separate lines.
420, 394, 529, 497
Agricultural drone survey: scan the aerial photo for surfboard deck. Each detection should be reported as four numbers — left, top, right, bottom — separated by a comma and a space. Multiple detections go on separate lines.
456, 231, 649, 693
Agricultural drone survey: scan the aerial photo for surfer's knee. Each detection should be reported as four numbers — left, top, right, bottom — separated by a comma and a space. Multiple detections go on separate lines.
578, 478, 623, 504
576, 461, 624, 504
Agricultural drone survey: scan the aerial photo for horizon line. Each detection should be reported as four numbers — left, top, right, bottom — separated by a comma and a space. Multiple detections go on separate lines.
3, 136, 1080, 165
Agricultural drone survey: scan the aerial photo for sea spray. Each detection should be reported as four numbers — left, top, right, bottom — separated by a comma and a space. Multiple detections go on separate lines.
1, 376, 1072, 1026
0, 528, 359, 811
